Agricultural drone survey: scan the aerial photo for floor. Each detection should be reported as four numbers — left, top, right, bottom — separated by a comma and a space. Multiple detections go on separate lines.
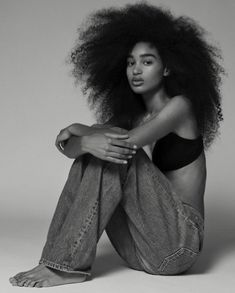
2, 193, 235, 293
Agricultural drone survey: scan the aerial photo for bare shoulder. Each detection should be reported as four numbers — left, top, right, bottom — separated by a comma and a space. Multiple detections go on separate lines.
169, 95, 193, 113
154, 95, 193, 126
171, 95, 199, 136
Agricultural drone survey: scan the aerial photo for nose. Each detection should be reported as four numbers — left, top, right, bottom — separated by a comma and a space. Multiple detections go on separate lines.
132, 63, 142, 75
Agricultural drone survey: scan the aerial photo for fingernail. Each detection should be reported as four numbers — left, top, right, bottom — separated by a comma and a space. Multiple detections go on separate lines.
133, 145, 137, 149
123, 161, 128, 164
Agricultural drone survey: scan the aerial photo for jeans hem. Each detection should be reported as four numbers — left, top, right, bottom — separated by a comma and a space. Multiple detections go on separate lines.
39, 258, 91, 276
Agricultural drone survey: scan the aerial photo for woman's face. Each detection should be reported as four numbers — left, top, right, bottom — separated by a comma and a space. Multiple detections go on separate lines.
126, 42, 165, 95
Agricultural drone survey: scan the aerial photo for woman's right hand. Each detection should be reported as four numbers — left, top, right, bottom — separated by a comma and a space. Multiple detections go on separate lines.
55, 128, 72, 154
82, 132, 137, 164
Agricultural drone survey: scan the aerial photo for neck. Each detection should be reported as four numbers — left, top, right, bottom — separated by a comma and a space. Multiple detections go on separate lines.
142, 87, 170, 114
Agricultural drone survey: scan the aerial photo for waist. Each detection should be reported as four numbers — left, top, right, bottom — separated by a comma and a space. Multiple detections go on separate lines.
164, 155, 206, 217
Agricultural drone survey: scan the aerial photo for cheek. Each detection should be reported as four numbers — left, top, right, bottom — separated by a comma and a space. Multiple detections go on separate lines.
126, 68, 131, 81
146, 68, 164, 84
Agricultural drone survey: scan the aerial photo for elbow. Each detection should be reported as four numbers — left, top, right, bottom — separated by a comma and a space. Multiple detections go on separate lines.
62, 145, 77, 159
65, 153, 76, 159
61, 150, 75, 159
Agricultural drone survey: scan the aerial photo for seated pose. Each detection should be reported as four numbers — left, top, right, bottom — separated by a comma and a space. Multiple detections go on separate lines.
10, 1, 224, 288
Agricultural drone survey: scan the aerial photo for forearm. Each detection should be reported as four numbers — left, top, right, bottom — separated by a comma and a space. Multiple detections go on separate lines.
62, 125, 112, 159
62, 120, 127, 159
67, 123, 96, 136
62, 135, 88, 159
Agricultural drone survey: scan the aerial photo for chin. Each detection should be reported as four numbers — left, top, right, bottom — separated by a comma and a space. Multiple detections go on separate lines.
130, 85, 146, 94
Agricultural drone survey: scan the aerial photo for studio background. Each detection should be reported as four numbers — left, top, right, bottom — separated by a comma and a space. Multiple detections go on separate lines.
1, 0, 234, 292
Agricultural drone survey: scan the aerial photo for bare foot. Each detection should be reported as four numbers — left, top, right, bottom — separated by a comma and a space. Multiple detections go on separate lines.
9, 264, 44, 284
9, 264, 88, 287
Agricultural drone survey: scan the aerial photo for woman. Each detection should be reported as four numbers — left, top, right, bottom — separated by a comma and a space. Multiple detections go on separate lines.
9, 1, 224, 287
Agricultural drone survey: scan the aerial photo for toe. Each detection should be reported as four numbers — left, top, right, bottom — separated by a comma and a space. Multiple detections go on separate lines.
9, 277, 15, 284
17, 277, 30, 287
9, 278, 18, 286
27, 279, 37, 287
23, 279, 33, 287
34, 281, 43, 288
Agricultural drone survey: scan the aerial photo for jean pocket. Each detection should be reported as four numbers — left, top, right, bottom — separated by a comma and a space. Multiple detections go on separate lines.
158, 247, 199, 275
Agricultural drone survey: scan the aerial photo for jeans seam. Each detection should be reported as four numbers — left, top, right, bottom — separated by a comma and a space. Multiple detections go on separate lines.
178, 203, 205, 244
70, 199, 99, 258
158, 247, 198, 273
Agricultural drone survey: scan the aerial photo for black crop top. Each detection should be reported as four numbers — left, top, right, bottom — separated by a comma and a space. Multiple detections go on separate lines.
152, 132, 204, 172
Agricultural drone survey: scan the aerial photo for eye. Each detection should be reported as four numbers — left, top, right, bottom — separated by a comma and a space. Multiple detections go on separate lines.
127, 60, 134, 67
143, 60, 153, 65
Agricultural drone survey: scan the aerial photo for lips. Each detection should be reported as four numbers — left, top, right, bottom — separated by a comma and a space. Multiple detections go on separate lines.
131, 78, 144, 86
132, 78, 144, 82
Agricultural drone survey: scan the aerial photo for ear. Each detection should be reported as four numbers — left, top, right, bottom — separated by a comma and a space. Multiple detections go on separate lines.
163, 67, 170, 77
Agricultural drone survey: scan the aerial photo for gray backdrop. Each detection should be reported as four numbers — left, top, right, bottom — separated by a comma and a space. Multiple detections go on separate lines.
1, 1, 234, 292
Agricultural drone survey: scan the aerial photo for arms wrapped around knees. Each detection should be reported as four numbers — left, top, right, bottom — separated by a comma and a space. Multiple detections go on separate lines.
55, 123, 137, 163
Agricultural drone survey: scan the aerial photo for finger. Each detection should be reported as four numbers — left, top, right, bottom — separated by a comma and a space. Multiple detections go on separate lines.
107, 151, 133, 160
106, 138, 137, 150
59, 142, 64, 151
105, 156, 128, 164
89, 151, 128, 165
55, 137, 61, 148
111, 127, 129, 134
108, 145, 137, 155
104, 133, 129, 138
55, 140, 62, 150
55, 142, 64, 153
55, 135, 67, 150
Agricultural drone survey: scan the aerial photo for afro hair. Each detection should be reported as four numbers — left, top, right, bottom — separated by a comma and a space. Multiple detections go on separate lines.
68, 1, 225, 149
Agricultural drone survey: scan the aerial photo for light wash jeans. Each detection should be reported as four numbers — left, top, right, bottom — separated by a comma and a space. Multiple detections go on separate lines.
39, 148, 204, 276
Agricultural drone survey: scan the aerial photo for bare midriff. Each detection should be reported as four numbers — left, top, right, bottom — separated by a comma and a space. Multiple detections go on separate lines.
164, 151, 206, 218
142, 144, 206, 218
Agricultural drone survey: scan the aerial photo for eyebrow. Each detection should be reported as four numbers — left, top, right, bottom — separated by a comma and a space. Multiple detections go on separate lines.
127, 53, 157, 58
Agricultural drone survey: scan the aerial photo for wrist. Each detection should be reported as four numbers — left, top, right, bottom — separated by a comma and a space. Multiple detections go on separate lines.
81, 135, 90, 153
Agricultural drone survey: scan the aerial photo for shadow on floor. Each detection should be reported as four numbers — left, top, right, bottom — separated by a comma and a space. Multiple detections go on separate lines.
92, 243, 127, 278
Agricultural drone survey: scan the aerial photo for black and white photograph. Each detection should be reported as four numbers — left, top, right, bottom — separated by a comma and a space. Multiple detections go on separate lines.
1, 0, 234, 292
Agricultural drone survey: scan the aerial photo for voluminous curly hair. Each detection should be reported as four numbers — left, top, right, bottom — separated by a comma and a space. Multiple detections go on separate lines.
68, 1, 225, 149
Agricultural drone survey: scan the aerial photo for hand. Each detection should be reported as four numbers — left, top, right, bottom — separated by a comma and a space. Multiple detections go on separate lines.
82, 132, 137, 164
55, 128, 72, 153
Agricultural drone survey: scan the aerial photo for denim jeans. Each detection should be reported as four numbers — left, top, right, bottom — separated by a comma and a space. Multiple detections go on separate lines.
39, 148, 204, 276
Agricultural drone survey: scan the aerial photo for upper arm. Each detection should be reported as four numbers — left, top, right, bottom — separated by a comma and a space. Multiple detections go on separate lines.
90, 116, 116, 128
126, 96, 192, 148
